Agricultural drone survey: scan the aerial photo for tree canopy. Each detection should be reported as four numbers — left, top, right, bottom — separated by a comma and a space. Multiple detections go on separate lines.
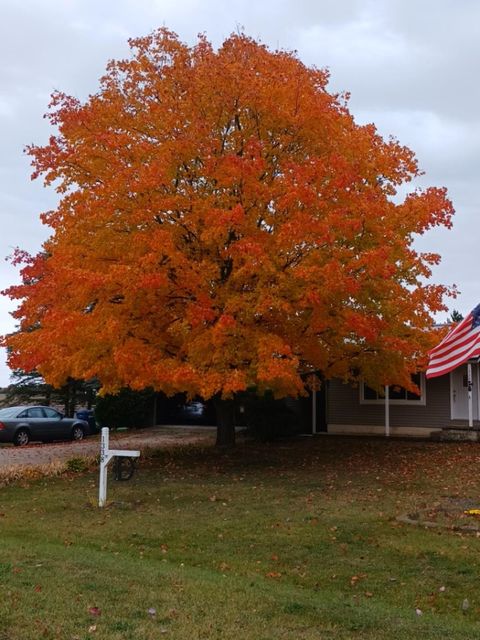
2, 29, 454, 401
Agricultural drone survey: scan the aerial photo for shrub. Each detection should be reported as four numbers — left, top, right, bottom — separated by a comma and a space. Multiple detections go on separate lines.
94, 388, 155, 430
243, 391, 299, 441
65, 457, 89, 473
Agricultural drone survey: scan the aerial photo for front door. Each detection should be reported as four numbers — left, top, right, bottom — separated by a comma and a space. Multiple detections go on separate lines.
450, 364, 479, 420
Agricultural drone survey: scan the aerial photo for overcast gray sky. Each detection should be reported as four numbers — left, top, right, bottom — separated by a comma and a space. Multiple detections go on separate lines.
0, 0, 478, 386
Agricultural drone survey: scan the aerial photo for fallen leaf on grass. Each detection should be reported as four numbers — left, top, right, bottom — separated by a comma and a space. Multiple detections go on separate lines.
265, 572, 282, 579
88, 625, 97, 633
88, 607, 101, 617
350, 574, 367, 586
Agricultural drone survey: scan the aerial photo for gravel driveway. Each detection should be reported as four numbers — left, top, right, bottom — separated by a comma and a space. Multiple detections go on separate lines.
0, 426, 216, 469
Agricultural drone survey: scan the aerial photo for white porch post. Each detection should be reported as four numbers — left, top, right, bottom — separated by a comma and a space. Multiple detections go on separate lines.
468, 363, 473, 428
477, 364, 480, 421
385, 385, 390, 437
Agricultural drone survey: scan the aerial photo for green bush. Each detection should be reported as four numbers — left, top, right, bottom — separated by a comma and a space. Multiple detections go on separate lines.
94, 388, 154, 430
65, 457, 89, 473
242, 391, 299, 441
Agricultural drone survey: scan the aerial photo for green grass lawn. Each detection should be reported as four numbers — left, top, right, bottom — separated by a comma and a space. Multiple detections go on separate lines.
2, 436, 480, 639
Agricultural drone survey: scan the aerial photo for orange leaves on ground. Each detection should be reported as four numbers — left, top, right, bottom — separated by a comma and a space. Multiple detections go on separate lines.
350, 574, 368, 588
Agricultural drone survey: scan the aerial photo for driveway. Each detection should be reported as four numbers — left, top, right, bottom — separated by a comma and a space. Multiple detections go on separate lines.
0, 426, 216, 469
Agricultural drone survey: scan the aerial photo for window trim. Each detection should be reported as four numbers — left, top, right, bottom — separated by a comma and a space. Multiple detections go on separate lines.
360, 373, 426, 406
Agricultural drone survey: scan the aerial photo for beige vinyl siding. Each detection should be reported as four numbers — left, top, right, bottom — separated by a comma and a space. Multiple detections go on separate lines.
327, 376, 451, 430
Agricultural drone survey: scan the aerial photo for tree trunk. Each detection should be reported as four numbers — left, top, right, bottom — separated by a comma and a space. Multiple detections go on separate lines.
86, 385, 94, 410
214, 396, 236, 447
63, 384, 70, 417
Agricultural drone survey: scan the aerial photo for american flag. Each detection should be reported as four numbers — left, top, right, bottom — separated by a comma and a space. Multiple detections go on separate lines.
426, 304, 480, 378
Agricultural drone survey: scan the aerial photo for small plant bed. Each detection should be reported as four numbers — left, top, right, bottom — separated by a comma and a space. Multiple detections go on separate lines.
398, 497, 480, 532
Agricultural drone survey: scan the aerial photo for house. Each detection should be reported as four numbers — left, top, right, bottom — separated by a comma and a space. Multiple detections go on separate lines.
151, 358, 480, 440
318, 361, 480, 438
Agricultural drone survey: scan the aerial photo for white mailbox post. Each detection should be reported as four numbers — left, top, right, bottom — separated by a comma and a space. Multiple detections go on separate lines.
99, 427, 140, 507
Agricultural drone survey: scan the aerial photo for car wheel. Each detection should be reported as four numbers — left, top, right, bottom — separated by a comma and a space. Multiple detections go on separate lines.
14, 429, 30, 447
71, 425, 85, 442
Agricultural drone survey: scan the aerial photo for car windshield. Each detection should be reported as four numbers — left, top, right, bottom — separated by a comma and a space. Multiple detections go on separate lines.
0, 407, 25, 419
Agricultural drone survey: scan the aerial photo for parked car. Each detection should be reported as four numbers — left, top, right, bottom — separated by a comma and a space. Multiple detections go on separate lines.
0, 406, 90, 446
75, 409, 99, 433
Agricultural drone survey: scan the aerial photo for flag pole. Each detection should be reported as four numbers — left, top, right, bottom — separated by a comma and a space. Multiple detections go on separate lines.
468, 363, 473, 428
477, 365, 480, 419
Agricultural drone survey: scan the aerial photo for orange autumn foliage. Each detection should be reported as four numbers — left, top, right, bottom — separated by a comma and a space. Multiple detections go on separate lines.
2, 29, 454, 398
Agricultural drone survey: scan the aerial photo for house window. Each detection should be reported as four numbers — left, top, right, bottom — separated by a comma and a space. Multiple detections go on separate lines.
360, 373, 426, 405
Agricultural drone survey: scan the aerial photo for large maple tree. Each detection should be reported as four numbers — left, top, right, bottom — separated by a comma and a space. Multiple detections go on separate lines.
3, 30, 454, 444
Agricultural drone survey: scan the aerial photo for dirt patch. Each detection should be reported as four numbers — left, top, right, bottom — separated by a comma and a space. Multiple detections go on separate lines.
398, 497, 480, 533
0, 426, 216, 469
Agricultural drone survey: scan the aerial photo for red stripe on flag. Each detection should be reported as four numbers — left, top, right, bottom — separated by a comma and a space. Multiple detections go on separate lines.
429, 326, 480, 362
427, 311, 480, 378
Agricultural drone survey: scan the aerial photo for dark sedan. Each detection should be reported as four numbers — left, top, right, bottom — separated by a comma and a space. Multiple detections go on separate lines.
0, 406, 90, 446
